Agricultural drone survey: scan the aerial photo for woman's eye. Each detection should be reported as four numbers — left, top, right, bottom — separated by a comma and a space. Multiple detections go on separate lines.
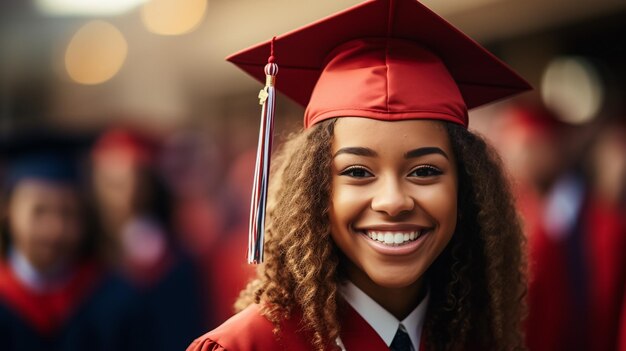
340, 166, 373, 178
409, 165, 442, 177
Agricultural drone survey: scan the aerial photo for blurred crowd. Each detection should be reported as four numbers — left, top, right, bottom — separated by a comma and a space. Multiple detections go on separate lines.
0, 126, 257, 350
480, 103, 626, 351
0, 98, 624, 350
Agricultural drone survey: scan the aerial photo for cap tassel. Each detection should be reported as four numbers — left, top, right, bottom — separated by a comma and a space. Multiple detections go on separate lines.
248, 37, 278, 264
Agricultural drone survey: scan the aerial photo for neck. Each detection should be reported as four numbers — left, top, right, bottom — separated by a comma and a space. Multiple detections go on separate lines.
346, 263, 425, 320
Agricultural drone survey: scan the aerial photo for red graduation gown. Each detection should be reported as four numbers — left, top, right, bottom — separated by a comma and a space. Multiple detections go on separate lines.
187, 303, 427, 351
525, 194, 626, 351
584, 197, 626, 351
620, 288, 626, 351
0, 260, 100, 335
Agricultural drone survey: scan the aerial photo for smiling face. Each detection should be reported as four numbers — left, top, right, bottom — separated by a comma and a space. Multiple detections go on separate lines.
330, 117, 458, 296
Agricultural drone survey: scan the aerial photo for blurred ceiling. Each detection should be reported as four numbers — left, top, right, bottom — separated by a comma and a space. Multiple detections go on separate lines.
1, 0, 625, 126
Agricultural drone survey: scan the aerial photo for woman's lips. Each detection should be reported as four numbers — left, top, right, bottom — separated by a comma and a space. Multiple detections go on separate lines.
355, 226, 432, 255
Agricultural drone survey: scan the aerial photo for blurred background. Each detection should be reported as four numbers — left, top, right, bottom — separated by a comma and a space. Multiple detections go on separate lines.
0, 0, 624, 350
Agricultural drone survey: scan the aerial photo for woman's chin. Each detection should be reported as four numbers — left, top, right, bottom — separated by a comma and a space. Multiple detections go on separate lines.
366, 269, 424, 290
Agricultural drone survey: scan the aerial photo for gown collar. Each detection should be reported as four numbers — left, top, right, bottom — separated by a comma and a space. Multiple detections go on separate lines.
8, 249, 71, 292
339, 280, 429, 351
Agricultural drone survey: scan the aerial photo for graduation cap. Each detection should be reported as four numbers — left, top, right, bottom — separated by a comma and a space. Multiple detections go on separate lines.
91, 128, 157, 167
0, 130, 91, 192
227, 0, 532, 263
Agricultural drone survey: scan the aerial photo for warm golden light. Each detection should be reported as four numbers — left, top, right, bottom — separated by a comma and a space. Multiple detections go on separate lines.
36, 0, 147, 16
65, 20, 128, 85
541, 57, 604, 125
141, 0, 207, 36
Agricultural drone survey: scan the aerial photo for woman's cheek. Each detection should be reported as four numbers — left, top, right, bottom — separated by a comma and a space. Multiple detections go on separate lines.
416, 181, 457, 219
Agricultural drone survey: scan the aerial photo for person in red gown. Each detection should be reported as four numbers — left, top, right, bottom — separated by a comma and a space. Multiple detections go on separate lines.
511, 114, 626, 351
189, 0, 531, 350
582, 122, 626, 351
491, 105, 574, 351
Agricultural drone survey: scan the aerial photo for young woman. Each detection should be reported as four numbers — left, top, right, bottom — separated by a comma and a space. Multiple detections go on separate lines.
189, 0, 530, 350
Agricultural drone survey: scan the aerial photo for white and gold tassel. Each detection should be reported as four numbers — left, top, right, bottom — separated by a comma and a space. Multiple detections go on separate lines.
248, 38, 278, 264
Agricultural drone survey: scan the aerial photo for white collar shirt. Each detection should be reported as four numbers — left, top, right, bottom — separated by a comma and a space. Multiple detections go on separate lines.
339, 281, 429, 351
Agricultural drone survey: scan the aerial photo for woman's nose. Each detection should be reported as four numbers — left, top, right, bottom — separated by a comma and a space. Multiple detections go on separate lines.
370, 177, 414, 217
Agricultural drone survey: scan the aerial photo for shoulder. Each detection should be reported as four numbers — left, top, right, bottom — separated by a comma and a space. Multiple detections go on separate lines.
187, 304, 280, 351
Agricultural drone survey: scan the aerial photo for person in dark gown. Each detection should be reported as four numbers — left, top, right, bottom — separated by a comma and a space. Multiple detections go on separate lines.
0, 132, 154, 351
91, 128, 206, 350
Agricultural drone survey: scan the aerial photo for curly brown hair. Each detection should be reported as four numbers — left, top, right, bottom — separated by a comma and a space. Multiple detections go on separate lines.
236, 119, 527, 351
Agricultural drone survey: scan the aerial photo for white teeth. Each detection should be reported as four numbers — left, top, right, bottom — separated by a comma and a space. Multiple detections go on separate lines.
393, 233, 403, 244
384, 233, 394, 244
365, 230, 424, 246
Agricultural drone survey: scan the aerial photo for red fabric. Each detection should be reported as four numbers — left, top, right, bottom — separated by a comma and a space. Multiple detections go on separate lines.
175, 199, 226, 258
187, 303, 428, 351
618, 292, 626, 351
206, 225, 256, 323
227, 0, 530, 129
584, 197, 626, 351
304, 38, 466, 128
525, 224, 572, 351
338, 303, 393, 350
524, 195, 626, 351
187, 304, 294, 351
0, 260, 101, 335
91, 128, 156, 166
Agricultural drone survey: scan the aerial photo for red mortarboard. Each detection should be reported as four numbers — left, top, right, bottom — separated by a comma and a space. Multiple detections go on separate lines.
228, 0, 531, 128
91, 128, 155, 167
228, 0, 531, 263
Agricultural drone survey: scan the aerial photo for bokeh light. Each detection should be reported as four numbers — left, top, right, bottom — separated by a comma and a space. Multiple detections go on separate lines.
36, 0, 147, 16
141, 0, 208, 36
64, 20, 128, 85
541, 56, 604, 125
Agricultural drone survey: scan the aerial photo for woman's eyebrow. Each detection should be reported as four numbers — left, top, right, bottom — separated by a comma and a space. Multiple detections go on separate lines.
405, 147, 449, 160
333, 147, 378, 158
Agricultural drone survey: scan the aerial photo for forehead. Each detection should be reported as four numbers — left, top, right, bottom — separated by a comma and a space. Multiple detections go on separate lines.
332, 117, 452, 152
10, 179, 79, 203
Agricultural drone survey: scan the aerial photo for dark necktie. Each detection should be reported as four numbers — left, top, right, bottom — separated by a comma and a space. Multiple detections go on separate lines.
390, 326, 412, 351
